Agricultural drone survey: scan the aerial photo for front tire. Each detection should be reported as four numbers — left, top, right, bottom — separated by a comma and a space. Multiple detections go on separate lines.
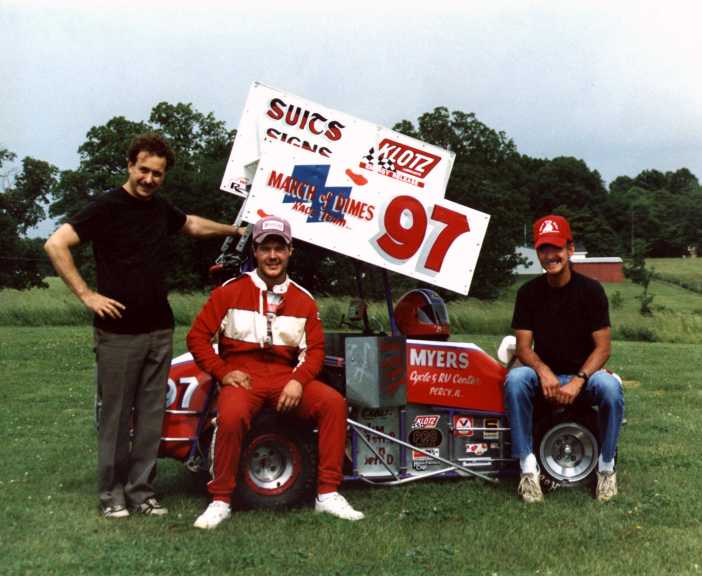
235, 414, 316, 509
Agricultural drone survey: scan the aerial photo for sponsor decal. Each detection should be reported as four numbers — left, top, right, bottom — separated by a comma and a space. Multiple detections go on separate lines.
265, 166, 376, 228
465, 443, 488, 456
406, 345, 480, 398
263, 97, 346, 159
453, 415, 474, 437
227, 176, 250, 195
409, 347, 470, 370
266, 97, 346, 141
360, 139, 441, 188
412, 415, 440, 429
484, 418, 500, 440
408, 428, 443, 449
412, 447, 440, 461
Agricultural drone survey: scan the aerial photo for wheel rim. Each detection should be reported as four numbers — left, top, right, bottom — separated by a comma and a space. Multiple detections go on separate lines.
539, 422, 597, 483
242, 433, 301, 496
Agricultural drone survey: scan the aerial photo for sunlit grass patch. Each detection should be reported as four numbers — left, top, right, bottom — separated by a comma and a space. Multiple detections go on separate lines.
2, 328, 702, 575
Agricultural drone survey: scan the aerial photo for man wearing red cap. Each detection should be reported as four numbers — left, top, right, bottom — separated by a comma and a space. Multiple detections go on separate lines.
187, 215, 364, 528
504, 215, 624, 503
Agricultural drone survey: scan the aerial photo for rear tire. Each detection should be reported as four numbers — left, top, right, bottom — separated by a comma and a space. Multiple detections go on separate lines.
234, 413, 316, 509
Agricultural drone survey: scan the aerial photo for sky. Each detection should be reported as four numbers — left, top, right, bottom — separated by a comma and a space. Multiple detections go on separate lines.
2, 0, 701, 235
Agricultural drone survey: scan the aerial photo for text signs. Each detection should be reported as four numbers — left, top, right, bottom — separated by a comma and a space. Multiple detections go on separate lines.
241, 143, 489, 294
405, 340, 507, 411
221, 82, 455, 198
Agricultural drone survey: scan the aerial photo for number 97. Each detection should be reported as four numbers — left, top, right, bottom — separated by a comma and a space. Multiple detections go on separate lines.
375, 195, 470, 273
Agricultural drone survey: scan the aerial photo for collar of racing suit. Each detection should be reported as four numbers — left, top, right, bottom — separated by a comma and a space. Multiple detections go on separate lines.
247, 270, 290, 347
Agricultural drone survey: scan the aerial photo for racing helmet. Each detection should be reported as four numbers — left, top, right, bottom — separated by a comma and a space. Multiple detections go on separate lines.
393, 289, 450, 340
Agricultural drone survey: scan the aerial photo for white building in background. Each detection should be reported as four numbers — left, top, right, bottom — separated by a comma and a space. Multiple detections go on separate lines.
514, 246, 542, 275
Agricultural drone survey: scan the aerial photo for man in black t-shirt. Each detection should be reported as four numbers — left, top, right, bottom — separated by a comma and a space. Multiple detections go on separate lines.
44, 133, 243, 518
504, 214, 624, 503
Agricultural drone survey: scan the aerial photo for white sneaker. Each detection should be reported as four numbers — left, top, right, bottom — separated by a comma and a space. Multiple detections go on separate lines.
193, 500, 231, 529
315, 493, 364, 521
101, 504, 129, 518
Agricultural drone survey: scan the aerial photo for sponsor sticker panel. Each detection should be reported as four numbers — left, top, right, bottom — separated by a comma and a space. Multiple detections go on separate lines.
354, 407, 401, 477
241, 144, 489, 294
221, 82, 454, 199
405, 340, 506, 410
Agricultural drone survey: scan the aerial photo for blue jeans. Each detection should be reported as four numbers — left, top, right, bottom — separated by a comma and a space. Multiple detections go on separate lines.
504, 366, 624, 462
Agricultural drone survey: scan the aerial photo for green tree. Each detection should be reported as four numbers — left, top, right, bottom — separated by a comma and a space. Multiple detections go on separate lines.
521, 156, 608, 217
658, 186, 702, 256
547, 204, 622, 257
0, 151, 57, 289
606, 167, 701, 257
666, 167, 698, 195
624, 239, 655, 316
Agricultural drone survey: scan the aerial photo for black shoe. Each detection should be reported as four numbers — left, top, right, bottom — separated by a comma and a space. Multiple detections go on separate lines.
131, 497, 168, 516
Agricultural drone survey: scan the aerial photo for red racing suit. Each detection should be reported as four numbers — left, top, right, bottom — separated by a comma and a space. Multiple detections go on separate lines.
186, 271, 346, 500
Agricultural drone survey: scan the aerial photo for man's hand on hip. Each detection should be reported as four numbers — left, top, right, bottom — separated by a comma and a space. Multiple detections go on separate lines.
277, 379, 303, 413
81, 291, 126, 320
221, 370, 252, 390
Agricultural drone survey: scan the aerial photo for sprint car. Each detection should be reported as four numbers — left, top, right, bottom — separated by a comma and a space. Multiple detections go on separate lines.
158, 237, 602, 508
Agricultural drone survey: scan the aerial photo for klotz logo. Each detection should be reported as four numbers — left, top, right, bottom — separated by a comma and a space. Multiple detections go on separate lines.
412, 415, 440, 429
538, 220, 560, 235
360, 139, 441, 189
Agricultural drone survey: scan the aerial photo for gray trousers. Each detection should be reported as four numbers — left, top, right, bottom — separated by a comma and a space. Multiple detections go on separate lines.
94, 328, 173, 508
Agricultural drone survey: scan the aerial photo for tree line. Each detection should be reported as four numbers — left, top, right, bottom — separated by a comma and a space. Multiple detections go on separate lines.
1, 102, 700, 298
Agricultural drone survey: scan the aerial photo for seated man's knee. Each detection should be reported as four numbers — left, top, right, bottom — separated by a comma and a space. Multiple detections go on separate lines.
589, 371, 624, 405
504, 366, 538, 399
305, 381, 347, 419
319, 383, 346, 412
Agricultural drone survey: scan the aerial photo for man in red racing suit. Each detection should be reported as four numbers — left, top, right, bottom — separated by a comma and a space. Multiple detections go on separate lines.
187, 215, 364, 529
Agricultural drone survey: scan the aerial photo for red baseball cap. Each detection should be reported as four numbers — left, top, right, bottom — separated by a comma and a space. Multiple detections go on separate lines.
252, 215, 292, 245
533, 214, 572, 249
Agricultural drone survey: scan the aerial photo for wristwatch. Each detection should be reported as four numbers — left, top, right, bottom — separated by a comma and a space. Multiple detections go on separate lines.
576, 371, 589, 382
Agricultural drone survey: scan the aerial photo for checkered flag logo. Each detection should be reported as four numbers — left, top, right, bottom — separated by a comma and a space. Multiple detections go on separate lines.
363, 147, 397, 172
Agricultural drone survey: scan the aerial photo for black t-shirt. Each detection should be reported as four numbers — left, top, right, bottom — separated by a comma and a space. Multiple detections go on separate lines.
511, 271, 610, 374
69, 187, 187, 334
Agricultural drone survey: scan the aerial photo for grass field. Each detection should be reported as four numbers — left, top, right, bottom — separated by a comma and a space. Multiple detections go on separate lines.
2, 259, 702, 574
648, 257, 702, 293
3, 259, 702, 345
2, 326, 702, 576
